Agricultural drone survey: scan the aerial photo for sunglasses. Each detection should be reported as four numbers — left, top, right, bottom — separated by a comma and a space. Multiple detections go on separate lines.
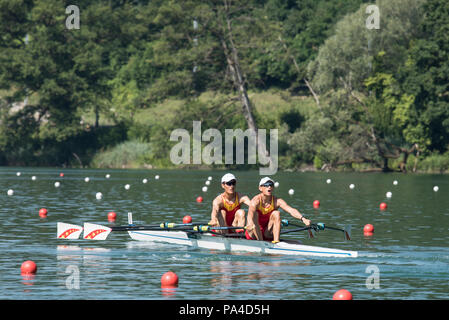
261, 182, 274, 188
224, 180, 236, 186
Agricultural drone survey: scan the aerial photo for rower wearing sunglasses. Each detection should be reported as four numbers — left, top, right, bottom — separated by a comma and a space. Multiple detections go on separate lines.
245, 177, 311, 243
208, 173, 251, 233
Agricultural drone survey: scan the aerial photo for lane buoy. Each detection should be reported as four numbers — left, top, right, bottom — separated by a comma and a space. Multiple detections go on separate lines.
379, 202, 387, 211
274, 182, 279, 188
393, 180, 398, 185
332, 289, 352, 300
39, 208, 48, 218
202, 186, 208, 192
313, 200, 320, 209
326, 179, 332, 184
364, 224, 374, 236
54, 181, 60, 188
7, 189, 14, 196
386, 191, 392, 198
288, 189, 294, 195
59, 173, 64, 177
108, 211, 117, 222
142, 178, 148, 184
96, 192, 103, 200
196, 196, 203, 203
433, 186, 439, 192
183, 215, 192, 224
161, 271, 179, 287
21, 260, 37, 275
349, 184, 355, 189
84, 177, 90, 183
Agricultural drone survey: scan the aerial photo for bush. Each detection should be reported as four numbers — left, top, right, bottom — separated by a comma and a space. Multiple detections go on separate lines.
90, 140, 152, 168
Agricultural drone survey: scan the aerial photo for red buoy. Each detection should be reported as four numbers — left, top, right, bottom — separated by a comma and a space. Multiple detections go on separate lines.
379, 202, 387, 210
108, 211, 117, 222
313, 200, 320, 209
39, 208, 48, 218
161, 271, 179, 287
364, 224, 374, 233
196, 196, 203, 203
183, 215, 192, 224
59, 173, 64, 177
21, 260, 37, 275
332, 289, 353, 300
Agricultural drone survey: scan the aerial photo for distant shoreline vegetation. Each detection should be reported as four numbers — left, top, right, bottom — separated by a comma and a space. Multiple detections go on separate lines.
1, 0, 448, 174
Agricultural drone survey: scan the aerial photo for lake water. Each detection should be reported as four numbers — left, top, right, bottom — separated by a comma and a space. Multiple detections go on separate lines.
1, 167, 448, 300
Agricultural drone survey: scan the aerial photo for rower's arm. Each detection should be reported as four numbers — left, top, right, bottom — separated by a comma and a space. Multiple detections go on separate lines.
246, 199, 263, 240
208, 198, 222, 226
240, 195, 252, 207
277, 198, 311, 226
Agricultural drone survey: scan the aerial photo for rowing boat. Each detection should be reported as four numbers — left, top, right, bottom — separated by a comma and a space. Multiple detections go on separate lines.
57, 215, 358, 258
126, 229, 358, 258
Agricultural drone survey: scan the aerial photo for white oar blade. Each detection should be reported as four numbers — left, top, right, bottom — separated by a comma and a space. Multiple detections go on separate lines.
83, 223, 112, 240
344, 225, 352, 241
57, 222, 83, 239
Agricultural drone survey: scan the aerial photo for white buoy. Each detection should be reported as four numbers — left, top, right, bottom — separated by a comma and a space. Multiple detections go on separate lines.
326, 179, 332, 184
433, 186, 439, 192
142, 178, 148, 184
274, 182, 279, 188
7, 189, 14, 196
31, 176, 36, 181
54, 181, 60, 188
16, 172, 21, 177
393, 180, 398, 185
208, 176, 212, 181
205, 180, 210, 186
84, 177, 90, 182
155, 175, 160, 180
96, 192, 103, 200
202, 186, 208, 192
288, 189, 294, 195
386, 191, 392, 198
105, 174, 110, 179
349, 184, 355, 189
124, 184, 130, 190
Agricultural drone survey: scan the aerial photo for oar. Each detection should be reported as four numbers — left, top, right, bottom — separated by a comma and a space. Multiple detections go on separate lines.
281, 220, 352, 240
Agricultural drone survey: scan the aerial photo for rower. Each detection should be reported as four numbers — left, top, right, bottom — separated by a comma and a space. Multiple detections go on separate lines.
245, 177, 311, 243
208, 173, 251, 234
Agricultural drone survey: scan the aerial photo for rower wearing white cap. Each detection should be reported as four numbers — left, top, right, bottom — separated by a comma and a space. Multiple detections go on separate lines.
209, 173, 251, 234
245, 177, 311, 243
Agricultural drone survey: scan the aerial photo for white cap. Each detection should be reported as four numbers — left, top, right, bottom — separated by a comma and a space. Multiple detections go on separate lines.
259, 177, 274, 186
221, 173, 236, 183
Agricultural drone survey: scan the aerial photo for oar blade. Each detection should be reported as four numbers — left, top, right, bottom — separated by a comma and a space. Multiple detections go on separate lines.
83, 223, 112, 240
57, 222, 83, 239
344, 225, 352, 241
307, 228, 316, 239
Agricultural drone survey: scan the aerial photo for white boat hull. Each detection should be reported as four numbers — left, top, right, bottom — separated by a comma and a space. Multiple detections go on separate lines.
127, 230, 358, 258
